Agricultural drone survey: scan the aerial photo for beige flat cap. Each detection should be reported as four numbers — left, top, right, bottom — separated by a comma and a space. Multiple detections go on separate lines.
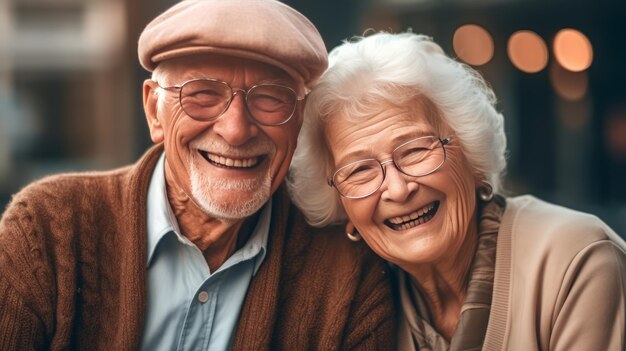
138, 0, 328, 90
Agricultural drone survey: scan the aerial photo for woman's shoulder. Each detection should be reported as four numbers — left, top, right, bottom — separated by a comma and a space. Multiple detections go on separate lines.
502, 194, 626, 259
490, 195, 626, 350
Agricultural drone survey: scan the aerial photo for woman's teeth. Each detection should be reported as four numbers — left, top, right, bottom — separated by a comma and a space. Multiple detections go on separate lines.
387, 201, 439, 231
204, 152, 260, 168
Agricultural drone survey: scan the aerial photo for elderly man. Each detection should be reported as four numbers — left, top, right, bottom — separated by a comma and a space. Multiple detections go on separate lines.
0, 1, 395, 350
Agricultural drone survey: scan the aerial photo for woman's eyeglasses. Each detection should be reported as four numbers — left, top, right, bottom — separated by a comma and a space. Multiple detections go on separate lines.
328, 136, 453, 199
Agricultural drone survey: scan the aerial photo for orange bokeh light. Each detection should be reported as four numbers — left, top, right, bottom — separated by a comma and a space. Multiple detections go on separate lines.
453, 24, 494, 66
507, 30, 548, 73
553, 28, 593, 72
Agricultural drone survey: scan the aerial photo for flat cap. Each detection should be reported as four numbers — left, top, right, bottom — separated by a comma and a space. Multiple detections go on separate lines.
138, 0, 328, 90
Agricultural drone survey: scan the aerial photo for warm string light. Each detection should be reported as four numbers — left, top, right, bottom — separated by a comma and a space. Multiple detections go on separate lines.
553, 28, 593, 72
453, 24, 494, 66
453, 24, 594, 103
507, 30, 548, 73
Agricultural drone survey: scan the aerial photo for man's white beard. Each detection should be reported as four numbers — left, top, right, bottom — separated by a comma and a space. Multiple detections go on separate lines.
189, 157, 271, 220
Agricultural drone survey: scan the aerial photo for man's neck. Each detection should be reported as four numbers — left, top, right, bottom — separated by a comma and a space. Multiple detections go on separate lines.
165, 180, 260, 273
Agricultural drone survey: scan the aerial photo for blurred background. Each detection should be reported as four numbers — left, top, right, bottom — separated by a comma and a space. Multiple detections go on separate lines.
1, 0, 625, 236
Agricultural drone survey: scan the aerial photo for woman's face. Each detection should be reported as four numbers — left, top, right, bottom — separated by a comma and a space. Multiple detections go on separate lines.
325, 100, 479, 269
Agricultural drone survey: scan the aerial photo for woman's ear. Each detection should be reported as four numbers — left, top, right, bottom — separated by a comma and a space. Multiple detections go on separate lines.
143, 79, 165, 144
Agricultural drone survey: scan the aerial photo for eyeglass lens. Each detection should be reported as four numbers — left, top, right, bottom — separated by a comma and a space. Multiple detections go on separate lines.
179, 80, 297, 125
333, 136, 446, 198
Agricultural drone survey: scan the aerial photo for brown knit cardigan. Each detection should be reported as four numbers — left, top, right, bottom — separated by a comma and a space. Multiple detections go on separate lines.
0, 145, 395, 350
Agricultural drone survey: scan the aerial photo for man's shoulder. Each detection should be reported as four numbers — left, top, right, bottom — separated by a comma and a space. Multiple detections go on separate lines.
288, 205, 376, 253
250, 204, 395, 350
282, 206, 387, 280
4, 166, 135, 216
0, 165, 143, 265
2, 146, 162, 218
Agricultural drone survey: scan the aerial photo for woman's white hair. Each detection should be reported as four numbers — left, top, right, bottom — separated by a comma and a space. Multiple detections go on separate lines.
288, 32, 507, 227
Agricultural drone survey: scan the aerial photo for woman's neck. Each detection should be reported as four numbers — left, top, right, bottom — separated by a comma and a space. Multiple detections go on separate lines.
403, 215, 479, 340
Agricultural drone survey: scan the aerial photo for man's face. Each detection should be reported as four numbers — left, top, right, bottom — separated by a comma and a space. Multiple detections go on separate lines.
143, 55, 303, 220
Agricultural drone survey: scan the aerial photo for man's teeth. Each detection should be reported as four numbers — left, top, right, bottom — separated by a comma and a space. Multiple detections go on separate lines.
388, 202, 435, 225
206, 154, 259, 168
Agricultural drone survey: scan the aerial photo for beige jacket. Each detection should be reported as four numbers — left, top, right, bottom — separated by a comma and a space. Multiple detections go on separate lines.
483, 195, 626, 350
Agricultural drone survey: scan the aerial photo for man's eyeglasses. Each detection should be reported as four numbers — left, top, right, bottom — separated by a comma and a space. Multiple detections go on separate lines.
328, 136, 453, 199
155, 78, 303, 126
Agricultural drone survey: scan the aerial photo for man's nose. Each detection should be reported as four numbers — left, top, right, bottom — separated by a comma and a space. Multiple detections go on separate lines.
380, 161, 419, 202
211, 93, 259, 146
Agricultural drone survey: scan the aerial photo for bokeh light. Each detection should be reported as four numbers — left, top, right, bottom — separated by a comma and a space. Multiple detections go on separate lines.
507, 30, 549, 73
550, 63, 588, 101
453, 24, 494, 66
553, 28, 593, 72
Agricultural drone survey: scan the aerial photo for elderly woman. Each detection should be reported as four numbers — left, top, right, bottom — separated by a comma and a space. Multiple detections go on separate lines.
288, 32, 626, 350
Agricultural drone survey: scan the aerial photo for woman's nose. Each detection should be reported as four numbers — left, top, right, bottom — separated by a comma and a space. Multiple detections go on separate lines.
380, 163, 419, 202
211, 93, 259, 146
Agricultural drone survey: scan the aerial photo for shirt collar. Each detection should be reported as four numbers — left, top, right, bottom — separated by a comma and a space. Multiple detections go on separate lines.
146, 152, 270, 274
146, 152, 182, 265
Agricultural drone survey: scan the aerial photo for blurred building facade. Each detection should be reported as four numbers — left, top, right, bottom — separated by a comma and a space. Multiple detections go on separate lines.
1, 0, 625, 235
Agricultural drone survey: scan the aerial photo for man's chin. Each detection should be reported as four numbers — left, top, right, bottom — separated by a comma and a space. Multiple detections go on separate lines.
189, 161, 272, 219
191, 187, 270, 220
195, 199, 267, 221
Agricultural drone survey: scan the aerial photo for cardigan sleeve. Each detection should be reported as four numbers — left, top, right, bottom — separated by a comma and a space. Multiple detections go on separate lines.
549, 240, 626, 350
0, 185, 63, 350
0, 206, 49, 350
0, 275, 46, 351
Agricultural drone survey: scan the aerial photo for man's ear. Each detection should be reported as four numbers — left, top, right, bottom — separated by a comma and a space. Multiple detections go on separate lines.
294, 95, 306, 127
143, 79, 164, 144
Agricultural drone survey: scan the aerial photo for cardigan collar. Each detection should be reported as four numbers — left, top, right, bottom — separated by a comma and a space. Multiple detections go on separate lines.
119, 144, 293, 350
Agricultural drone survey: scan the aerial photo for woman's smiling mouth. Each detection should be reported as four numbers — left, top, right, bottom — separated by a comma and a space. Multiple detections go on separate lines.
385, 201, 440, 231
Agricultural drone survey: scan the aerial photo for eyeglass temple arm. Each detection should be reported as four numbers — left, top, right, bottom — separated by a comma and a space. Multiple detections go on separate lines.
152, 80, 181, 91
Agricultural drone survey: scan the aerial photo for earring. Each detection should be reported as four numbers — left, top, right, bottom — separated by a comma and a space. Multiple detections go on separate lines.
478, 182, 494, 202
345, 222, 362, 242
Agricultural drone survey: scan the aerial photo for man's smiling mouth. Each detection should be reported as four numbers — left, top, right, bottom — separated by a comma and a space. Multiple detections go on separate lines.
385, 201, 440, 231
199, 150, 264, 169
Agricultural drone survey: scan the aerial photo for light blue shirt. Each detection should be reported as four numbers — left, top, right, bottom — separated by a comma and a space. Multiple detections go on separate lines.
140, 153, 269, 351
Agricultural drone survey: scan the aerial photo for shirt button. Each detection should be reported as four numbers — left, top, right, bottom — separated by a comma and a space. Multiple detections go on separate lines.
198, 291, 209, 304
